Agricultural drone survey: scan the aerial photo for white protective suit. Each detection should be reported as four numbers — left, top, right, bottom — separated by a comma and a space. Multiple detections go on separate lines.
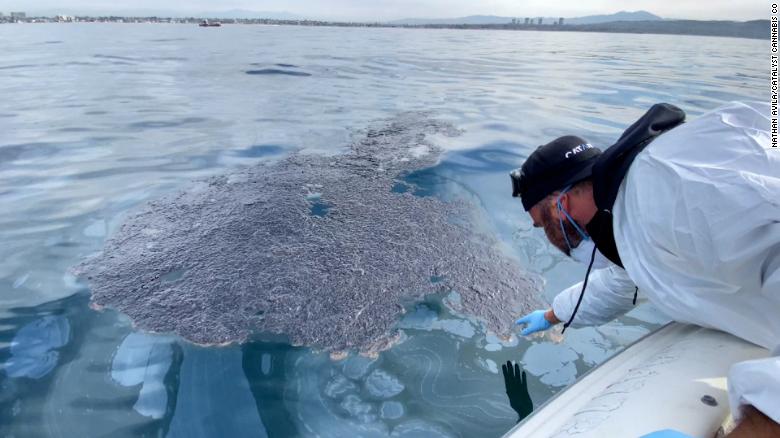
550, 101, 780, 423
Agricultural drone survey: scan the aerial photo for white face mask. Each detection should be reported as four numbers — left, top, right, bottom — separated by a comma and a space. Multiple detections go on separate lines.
569, 238, 612, 269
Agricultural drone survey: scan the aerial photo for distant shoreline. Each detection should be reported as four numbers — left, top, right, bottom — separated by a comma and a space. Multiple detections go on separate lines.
0, 17, 768, 40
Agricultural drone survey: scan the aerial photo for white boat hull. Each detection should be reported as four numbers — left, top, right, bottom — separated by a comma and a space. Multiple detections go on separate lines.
504, 323, 769, 438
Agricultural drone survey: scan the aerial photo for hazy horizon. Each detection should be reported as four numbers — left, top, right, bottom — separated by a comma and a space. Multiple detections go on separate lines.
0, 1, 768, 22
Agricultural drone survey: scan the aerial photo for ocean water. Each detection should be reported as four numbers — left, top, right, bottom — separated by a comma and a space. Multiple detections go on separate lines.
0, 23, 765, 437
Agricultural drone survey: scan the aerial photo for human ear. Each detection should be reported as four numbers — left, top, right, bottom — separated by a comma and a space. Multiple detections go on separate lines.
557, 191, 570, 211
549, 196, 561, 220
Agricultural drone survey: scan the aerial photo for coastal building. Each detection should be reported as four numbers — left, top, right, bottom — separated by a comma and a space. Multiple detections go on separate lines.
10, 12, 25, 18
536, 17, 542, 25
559, 17, 564, 25
524, 17, 530, 25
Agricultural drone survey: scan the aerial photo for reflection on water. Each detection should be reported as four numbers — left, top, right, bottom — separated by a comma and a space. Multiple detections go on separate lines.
0, 23, 764, 437
111, 333, 176, 420
0, 289, 666, 437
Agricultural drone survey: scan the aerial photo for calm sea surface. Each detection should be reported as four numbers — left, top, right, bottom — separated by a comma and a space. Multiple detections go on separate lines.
0, 23, 766, 437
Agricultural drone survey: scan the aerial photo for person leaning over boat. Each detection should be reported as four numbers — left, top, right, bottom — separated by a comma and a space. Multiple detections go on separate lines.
511, 101, 779, 435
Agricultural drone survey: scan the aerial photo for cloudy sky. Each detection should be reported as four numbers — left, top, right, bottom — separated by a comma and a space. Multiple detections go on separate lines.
0, 0, 768, 21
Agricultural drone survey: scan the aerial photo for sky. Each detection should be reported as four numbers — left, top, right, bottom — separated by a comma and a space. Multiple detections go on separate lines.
0, 0, 768, 22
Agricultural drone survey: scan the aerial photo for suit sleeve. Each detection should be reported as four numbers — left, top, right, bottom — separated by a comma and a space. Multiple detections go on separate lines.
552, 264, 638, 327
728, 353, 780, 424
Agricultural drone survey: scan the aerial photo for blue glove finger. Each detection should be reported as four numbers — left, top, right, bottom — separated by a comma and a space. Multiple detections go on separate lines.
515, 314, 531, 325
516, 310, 552, 336
515, 309, 542, 326
521, 323, 545, 336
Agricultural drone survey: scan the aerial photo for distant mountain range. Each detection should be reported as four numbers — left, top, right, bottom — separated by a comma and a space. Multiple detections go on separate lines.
396, 18, 766, 40
24, 9, 663, 24
27, 8, 302, 19
566, 10, 662, 25
389, 10, 663, 26
570, 19, 767, 40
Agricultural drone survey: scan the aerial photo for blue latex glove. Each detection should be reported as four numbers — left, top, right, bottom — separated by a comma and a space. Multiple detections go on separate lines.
516, 310, 552, 336
639, 430, 693, 438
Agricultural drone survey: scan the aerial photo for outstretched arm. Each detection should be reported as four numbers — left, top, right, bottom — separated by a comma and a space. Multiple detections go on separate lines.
517, 264, 638, 335
551, 264, 638, 328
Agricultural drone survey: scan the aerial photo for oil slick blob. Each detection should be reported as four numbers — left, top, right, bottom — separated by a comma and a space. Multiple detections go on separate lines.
111, 333, 175, 419
245, 69, 312, 77
281, 331, 518, 438
74, 113, 541, 353
520, 321, 653, 388
365, 369, 405, 399
521, 342, 579, 387
396, 303, 476, 339
3, 315, 70, 379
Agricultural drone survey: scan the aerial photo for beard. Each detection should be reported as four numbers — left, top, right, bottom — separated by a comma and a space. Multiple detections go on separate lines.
540, 204, 584, 257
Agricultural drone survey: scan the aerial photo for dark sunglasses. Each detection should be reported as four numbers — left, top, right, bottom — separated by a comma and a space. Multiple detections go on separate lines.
509, 168, 524, 198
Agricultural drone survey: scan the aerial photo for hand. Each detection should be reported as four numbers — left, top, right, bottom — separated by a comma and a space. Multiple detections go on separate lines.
728, 405, 780, 437
515, 309, 553, 336
502, 361, 533, 421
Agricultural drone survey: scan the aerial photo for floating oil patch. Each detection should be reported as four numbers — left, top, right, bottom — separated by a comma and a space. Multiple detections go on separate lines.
281, 331, 519, 438
147, 38, 188, 42
380, 401, 404, 420
245, 69, 312, 77
521, 342, 579, 387
518, 320, 659, 389
0, 64, 39, 71
365, 369, 405, 399
396, 303, 476, 339
111, 333, 175, 419
74, 113, 541, 353
3, 315, 70, 379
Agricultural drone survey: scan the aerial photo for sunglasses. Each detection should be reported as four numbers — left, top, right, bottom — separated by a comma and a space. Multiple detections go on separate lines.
509, 168, 524, 198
